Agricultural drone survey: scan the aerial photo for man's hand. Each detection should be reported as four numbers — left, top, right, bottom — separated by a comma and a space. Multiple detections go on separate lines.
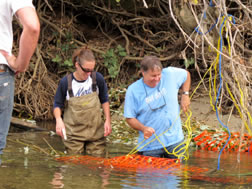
181, 94, 190, 113
6, 54, 18, 71
0, 50, 18, 71
143, 126, 155, 139
126, 118, 155, 139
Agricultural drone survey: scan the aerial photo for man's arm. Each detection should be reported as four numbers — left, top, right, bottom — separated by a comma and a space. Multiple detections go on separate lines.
101, 102, 112, 136
126, 118, 155, 139
8, 7, 40, 72
180, 71, 191, 112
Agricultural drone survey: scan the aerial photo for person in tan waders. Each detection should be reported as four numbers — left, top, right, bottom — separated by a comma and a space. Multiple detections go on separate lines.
53, 47, 112, 156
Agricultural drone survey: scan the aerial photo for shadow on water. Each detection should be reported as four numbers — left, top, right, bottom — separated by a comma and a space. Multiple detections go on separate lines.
1, 123, 252, 189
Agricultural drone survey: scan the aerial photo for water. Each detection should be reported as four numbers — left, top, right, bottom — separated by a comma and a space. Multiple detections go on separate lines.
0, 128, 251, 189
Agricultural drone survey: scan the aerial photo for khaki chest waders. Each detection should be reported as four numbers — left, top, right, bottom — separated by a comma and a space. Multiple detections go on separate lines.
63, 72, 105, 155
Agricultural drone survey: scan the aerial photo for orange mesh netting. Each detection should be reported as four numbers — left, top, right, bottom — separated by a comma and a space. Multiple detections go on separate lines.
55, 154, 252, 185
193, 131, 252, 152
56, 154, 208, 174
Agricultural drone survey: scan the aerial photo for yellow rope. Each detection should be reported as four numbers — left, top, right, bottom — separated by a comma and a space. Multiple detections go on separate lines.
209, 57, 218, 111
127, 103, 193, 159
210, 16, 227, 111
127, 111, 181, 155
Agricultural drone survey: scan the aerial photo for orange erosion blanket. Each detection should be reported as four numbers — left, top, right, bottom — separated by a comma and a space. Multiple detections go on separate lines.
56, 154, 207, 174
193, 131, 252, 152
56, 154, 252, 185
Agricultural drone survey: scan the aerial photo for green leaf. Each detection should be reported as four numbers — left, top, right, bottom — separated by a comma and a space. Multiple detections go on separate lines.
52, 55, 62, 63
63, 59, 73, 67
119, 51, 127, 57
184, 58, 195, 69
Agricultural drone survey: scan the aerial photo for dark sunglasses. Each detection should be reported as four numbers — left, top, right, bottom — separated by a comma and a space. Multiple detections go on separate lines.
78, 62, 94, 73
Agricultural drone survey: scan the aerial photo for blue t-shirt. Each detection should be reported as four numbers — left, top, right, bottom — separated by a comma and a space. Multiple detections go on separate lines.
124, 67, 187, 151
53, 72, 109, 109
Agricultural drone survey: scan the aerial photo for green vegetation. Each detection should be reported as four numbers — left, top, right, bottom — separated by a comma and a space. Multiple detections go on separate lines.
184, 58, 195, 69
103, 45, 127, 79
52, 32, 76, 70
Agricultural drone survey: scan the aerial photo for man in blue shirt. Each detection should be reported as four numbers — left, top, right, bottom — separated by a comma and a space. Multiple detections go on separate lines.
124, 55, 191, 158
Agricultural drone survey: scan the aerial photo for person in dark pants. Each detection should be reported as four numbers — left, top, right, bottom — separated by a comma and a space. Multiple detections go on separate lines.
0, 0, 40, 161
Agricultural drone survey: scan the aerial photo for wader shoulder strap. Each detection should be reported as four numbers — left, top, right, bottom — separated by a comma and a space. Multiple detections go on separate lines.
67, 74, 74, 98
91, 71, 97, 92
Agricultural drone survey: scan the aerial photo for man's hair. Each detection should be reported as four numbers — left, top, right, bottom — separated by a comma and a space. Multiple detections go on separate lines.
140, 55, 163, 72
72, 46, 95, 65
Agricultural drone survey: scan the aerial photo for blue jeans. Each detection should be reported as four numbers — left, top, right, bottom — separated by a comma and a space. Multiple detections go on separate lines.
0, 69, 15, 155
138, 140, 185, 159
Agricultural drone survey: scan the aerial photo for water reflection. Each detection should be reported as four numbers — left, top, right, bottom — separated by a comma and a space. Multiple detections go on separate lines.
50, 167, 65, 188
119, 171, 181, 189
49, 164, 113, 189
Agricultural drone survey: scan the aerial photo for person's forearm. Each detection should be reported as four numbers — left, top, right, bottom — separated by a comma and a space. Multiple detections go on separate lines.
180, 71, 191, 112
181, 71, 191, 92
53, 107, 62, 121
15, 8, 40, 72
126, 118, 146, 132
102, 102, 111, 122
54, 107, 65, 137
16, 27, 39, 71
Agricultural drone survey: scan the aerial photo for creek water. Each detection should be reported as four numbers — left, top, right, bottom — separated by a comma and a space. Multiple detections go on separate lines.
0, 124, 251, 189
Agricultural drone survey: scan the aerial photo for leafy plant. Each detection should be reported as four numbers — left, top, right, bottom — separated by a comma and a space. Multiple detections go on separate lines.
52, 32, 76, 69
109, 86, 127, 108
63, 59, 73, 67
52, 55, 62, 63
103, 45, 127, 79
184, 58, 195, 69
